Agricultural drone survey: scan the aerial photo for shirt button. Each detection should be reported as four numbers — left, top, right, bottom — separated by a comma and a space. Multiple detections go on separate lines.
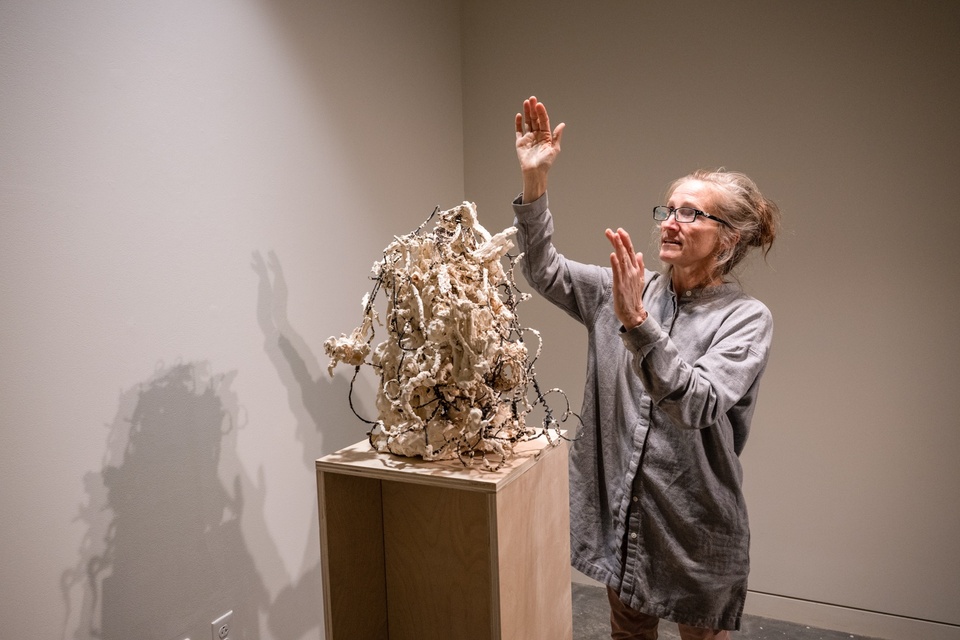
632, 495, 639, 503
630, 532, 638, 540
685, 290, 692, 297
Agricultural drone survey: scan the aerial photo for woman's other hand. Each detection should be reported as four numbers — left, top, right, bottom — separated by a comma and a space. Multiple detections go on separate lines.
606, 227, 648, 329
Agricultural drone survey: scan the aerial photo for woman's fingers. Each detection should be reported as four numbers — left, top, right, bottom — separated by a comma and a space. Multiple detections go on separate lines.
617, 228, 636, 258
535, 100, 549, 133
518, 96, 565, 148
552, 121, 565, 146
617, 228, 632, 254
615, 228, 645, 274
606, 230, 645, 327
518, 97, 540, 136
605, 228, 620, 261
606, 228, 635, 271
523, 96, 537, 132
523, 96, 553, 133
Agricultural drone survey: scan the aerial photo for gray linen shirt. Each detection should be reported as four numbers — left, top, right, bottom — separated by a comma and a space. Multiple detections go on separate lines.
513, 193, 773, 631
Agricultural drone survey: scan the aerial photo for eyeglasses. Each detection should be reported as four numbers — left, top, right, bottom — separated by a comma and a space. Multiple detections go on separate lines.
653, 206, 731, 227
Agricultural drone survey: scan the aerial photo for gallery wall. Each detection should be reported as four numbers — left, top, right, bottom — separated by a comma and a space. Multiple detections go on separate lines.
460, 1, 960, 638
0, 0, 463, 638
3, 1, 959, 639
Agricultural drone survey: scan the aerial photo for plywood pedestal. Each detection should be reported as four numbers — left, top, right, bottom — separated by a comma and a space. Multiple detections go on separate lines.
316, 435, 572, 640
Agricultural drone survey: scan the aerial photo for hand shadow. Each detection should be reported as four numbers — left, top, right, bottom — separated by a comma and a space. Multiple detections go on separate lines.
252, 249, 368, 462
253, 249, 374, 639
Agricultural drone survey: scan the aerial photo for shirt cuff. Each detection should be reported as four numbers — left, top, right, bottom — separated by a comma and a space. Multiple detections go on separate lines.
619, 314, 661, 358
512, 191, 549, 216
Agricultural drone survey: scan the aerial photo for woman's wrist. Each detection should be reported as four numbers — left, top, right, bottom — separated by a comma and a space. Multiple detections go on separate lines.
521, 172, 548, 204
628, 309, 648, 330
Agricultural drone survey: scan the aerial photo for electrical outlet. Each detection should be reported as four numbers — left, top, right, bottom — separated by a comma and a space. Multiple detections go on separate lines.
211, 610, 233, 640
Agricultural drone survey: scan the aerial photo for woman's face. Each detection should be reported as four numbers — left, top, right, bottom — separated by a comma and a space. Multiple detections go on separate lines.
658, 180, 724, 274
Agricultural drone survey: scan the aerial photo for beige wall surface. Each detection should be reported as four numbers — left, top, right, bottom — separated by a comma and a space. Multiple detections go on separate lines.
0, 0, 463, 638
462, 0, 960, 632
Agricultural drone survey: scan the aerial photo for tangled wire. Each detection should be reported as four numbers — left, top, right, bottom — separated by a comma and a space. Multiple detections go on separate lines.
324, 201, 577, 469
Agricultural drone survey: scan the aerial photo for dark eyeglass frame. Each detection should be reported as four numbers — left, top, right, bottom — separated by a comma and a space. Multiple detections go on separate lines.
653, 205, 731, 228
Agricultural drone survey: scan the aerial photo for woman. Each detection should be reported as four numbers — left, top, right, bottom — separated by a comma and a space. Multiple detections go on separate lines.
511, 96, 780, 639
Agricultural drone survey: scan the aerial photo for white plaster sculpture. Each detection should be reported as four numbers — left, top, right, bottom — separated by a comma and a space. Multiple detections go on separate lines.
325, 202, 570, 468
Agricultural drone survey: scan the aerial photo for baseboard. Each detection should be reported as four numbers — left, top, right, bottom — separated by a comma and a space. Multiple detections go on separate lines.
745, 591, 960, 640
574, 570, 960, 639
571, 569, 602, 587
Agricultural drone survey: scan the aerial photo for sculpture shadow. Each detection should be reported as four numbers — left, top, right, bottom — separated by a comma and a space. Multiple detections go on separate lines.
60, 362, 272, 640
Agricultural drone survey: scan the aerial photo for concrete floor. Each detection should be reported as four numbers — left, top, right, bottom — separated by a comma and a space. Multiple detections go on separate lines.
572, 583, 884, 640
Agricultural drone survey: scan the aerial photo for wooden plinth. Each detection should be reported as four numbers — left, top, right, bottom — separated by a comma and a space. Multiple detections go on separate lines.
316, 435, 573, 640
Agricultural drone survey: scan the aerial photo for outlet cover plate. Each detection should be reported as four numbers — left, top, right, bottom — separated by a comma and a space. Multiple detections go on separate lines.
211, 610, 233, 640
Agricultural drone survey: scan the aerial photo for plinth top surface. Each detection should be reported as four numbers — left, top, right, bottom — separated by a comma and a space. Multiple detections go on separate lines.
316, 433, 566, 493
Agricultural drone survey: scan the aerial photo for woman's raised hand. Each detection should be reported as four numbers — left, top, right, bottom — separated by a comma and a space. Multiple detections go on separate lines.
515, 96, 565, 203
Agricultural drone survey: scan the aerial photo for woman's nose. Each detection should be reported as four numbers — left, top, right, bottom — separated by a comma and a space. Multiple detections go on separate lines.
660, 213, 680, 230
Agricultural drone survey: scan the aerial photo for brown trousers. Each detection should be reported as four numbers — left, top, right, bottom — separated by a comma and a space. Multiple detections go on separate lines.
607, 587, 732, 640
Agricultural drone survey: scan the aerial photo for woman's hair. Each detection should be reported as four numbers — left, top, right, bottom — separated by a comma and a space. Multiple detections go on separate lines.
666, 168, 781, 279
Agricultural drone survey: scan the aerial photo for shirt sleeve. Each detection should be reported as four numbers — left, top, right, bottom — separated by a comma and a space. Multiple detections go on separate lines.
512, 192, 607, 326
619, 300, 773, 431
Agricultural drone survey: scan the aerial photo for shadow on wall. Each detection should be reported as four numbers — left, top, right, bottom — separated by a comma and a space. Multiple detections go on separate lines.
59, 255, 369, 640
60, 363, 271, 640
252, 250, 373, 640
252, 250, 365, 464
